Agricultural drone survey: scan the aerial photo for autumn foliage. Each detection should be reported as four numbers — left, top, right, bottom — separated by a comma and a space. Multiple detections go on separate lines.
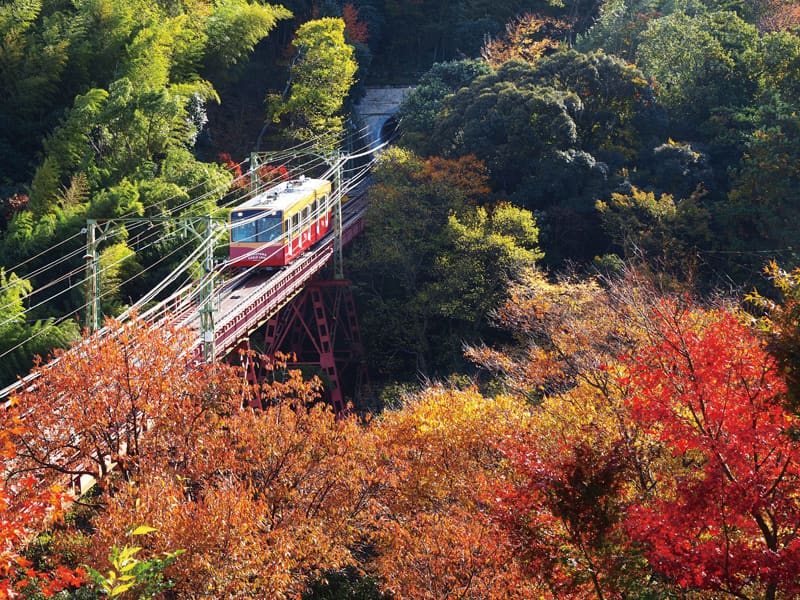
6, 275, 800, 599
370, 386, 536, 599
342, 3, 369, 44
621, 308, 800, 600
481, 14, 568, 68
1, 427, 84, 598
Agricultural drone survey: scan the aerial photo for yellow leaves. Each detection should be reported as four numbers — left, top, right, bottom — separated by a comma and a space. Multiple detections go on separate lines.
480, 14, 568, 69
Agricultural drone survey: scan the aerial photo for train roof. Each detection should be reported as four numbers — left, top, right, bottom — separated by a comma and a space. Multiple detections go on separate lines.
234, 177, 330, 212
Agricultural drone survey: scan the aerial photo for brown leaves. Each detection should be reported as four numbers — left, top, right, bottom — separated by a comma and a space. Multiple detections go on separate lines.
6, 318, 241, 487
756, 0, 800, 31
342, 3, 369, 44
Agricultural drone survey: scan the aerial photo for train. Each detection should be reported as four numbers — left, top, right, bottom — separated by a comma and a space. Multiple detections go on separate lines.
229, 176, 333, 268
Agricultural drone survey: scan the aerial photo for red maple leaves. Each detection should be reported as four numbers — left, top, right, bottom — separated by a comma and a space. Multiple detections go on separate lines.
623, 308, 800, 599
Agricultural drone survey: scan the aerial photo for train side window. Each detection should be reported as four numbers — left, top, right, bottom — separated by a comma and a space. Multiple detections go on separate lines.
302, 206, 309, 227
285, 219, 290, 240
311, 199, 317, 220
292, 213, 299, 233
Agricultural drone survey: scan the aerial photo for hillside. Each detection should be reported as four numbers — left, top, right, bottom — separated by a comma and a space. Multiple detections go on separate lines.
2, 1, 800, 598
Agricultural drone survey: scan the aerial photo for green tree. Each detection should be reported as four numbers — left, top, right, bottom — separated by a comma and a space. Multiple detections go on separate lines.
397, 59, 492, 153
635, 11, 760, 130
0, 0, 70, 182
0, 268, 79, 386
596, 184, 711, 278
267, 18, 357, 141
351, 148, 542, 378
432, 204, 543, 327
202, 0, 292, 78
424, 50, 662, 262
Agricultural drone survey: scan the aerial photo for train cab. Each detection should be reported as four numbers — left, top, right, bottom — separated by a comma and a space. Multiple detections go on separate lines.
229, 177, 332, 268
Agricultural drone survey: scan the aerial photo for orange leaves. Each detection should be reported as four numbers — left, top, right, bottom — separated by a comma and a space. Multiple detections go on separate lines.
419, 154, 491, 203
467, 268, 633, 397
370, 386, 535, 598
8, 287, 798, 598
757, 0, 800, 31
342, 3, 369, 44
87, 374, 381, 599
6, 317, 242, 486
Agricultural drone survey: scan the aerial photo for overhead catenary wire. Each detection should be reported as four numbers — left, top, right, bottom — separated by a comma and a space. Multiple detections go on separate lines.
1, 130, 386, 367
0, 127, 346, 292
0, 223, 201, 333
4, 138, 369, 325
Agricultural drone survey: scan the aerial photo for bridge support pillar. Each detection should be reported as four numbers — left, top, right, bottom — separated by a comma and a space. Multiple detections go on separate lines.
232, 339, 265, 409
260, 280, 367, 413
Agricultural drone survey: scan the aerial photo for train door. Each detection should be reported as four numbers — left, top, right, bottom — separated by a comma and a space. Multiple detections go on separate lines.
292, 212, 300, 254
284, 216, 291, 260
312, 198, 319, 239
301, 206, 310, 246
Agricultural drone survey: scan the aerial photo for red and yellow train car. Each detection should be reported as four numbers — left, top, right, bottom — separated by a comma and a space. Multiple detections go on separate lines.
229, 177, 333, 268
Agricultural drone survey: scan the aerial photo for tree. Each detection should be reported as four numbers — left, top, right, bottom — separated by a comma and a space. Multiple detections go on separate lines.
342, 3, 370, 44
635, 11, 760, 130
0, 424, 85, 598
201, 0, 292, 76
431, 204, 543, 328
481, 14, 567, 68
370, 385, 536, 599
5, 317, 242, 487
397, 59, 492, 154
747, 262, 800, 410
351, 148, 541, 377
755, 0, 800, 31
495, 402, 632, 599
0, 268, 80, 387
622, 308, 800, 600
0, 0, 70, 183
83, 363, 382, 599
424, 50, 662, 262
267, 18, 357, 141
596, 184, 711, 278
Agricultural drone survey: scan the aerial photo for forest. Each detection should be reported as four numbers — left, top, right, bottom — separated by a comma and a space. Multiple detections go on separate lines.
2, 0, 800, 598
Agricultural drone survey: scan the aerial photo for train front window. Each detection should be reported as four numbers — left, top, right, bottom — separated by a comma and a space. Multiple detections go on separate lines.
256, 215, 282, 242
231, 212, 257, 242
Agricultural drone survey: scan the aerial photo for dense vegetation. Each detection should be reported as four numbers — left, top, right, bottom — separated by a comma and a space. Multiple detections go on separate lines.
3, 0, 800, 598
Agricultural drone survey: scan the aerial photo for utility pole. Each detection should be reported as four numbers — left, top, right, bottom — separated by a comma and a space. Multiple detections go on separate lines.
332, 152, 344, 280
199, 215, 216, 362
179, 216, 219, 363
84, 220, 101, 332
250, 152, 262, 195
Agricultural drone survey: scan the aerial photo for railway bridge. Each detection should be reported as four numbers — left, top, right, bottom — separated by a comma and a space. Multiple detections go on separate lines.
1, 148, 377, 412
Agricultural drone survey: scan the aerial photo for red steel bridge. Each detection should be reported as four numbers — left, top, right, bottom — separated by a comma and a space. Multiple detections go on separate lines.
151, 192, 369, 411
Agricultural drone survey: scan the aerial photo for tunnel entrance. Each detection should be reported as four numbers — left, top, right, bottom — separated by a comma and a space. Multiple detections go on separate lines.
380, 116, 399, 143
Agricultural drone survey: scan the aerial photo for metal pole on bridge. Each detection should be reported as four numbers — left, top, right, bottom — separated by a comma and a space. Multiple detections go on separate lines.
333, 152, 344, 280
83, 219, 101, 332
199, 215, 216, 363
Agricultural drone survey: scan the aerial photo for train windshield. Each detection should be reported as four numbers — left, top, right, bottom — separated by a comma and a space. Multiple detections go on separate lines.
231, 211, 282, 243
